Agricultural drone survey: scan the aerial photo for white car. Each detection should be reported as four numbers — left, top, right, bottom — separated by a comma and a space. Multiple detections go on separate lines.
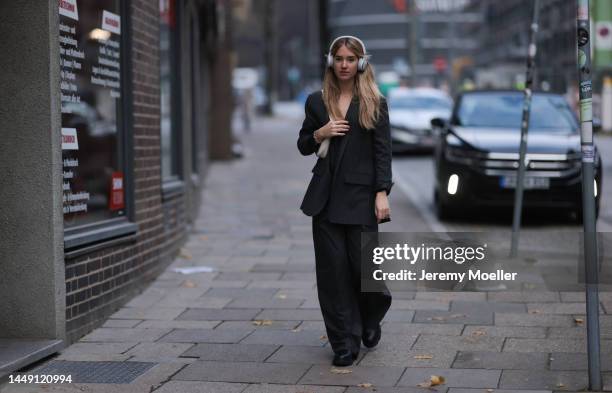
387, 87, 453, 153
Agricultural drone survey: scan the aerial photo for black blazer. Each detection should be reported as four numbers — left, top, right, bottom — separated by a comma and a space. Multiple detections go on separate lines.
297, 91, 393, 225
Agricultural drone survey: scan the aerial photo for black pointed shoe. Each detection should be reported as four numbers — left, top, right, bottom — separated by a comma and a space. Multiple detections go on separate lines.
362, 325, 381, 348
332, 349, 354, 367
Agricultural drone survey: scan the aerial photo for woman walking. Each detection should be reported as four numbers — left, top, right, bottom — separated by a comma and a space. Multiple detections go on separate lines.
297, 36, 393, 367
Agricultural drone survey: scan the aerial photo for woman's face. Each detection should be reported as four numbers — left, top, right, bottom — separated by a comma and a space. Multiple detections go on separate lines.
333, 44, 359, 82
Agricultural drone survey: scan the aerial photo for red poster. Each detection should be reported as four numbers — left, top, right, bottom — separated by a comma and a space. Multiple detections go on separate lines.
109, 172, 125, 211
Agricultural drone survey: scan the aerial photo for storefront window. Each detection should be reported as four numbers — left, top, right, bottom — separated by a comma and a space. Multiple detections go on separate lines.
160, 0, 180, 181
59, 0, 126, 229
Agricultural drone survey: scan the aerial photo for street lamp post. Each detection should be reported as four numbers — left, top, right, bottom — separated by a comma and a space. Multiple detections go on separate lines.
576, 0, 602, 390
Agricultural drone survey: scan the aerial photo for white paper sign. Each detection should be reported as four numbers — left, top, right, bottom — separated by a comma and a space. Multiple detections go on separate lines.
59, 0, 79, 21
102, 10, 121, 35
61, 128, 79, 150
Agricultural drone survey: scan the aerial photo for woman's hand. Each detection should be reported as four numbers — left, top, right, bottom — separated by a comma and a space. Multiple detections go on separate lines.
317, 119, 349, 140
375, 191, 390, 223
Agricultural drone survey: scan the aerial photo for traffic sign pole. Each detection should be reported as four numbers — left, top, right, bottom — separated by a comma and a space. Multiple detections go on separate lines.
576, 0, 602, 390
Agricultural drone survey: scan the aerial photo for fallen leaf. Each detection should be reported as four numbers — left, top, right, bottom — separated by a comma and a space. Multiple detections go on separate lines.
179, 248, 193, 260
181, 280, 197, 288
471, 330, 487, 336
320, 335, 327, 340
574, 317, 584, 326
430, 375, 445, 386
199, 235, 208, 241
417, 375, 445, 388
252, 320, 273, 326
414, 354, 434, 360
330, 367, 352, 374
357, 382, 373, 388
529, 309, 542, 314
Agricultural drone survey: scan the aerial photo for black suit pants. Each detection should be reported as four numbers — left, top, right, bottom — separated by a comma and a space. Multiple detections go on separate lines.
312, 206, 392, 355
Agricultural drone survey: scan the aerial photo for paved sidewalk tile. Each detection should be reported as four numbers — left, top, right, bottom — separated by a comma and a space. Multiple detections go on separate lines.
487, 291, 560, 303
359, 346, 456, 368
503, 338, 588, 353
135, 320, 220, 329
215, 320, 300, 330
204, 288, 278, 299
247, 280, 315, 289
242, 384, 345, 393
110, 306, 186, 320
381, 310, 416, 322
413, 310, 493, 325
80, 328, 172, 343
390, 300, 450, 311
177, 308, 261, 321
526, 303, 588, 314
56, 342, 137, 356
172, 361, 310, 384
499, 370, 587, 390
346, 387, 448, 393
102, 319, 142, 328
181, 343, 279, 362
453, 351, 549, 370
447, 388, 552, 393
126, 342, 193, 358
159, 328, 253, 344
494, 313, 575, 327
153, 381, 248, 393
413, 335, 505, 352
250, 263, 314, 273
397, 368, 501, 388
549, 352, 612, 371
298, 364, 405, 387
265, 345, 335, 364
240, 329, 328, 346
382, 322, 463, 336
463, 325, 546, 338
225, 297, 304, 309
415, 292, 487, 302
451, 301, 526, 314
255, 309, 323, 321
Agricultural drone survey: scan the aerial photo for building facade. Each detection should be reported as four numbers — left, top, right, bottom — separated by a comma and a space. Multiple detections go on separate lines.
0, 0, 233, 376
327, 0, 483, 88
465, 0, 579, 92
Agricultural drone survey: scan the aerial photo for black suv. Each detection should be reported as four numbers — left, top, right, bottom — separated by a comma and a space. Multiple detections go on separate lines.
431, 90, 602, 221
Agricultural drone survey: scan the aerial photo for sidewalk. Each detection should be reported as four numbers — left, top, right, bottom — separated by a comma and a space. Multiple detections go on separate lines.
3, 106, 612, 393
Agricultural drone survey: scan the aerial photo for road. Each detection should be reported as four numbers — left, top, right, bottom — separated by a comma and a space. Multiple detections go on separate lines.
392, 134, 612, 233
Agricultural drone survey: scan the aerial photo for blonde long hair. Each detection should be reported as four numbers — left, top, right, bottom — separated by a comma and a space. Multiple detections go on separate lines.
322, 37, 382, 130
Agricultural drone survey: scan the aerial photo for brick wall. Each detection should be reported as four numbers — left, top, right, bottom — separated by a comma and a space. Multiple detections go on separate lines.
64, 0, 189, 343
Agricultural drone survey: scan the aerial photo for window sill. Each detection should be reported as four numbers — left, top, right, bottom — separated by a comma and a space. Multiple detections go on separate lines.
162, 179, 185, 201
64, 219, 138, 257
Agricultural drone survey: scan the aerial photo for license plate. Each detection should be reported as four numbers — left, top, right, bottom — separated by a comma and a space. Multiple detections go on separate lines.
500, 176, 550, 189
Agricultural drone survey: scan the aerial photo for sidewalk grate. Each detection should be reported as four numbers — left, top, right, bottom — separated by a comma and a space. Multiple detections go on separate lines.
31, 361, 156, 383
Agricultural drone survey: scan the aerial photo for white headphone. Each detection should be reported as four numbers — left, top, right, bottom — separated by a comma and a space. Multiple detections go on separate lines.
326, 35, 369, 73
